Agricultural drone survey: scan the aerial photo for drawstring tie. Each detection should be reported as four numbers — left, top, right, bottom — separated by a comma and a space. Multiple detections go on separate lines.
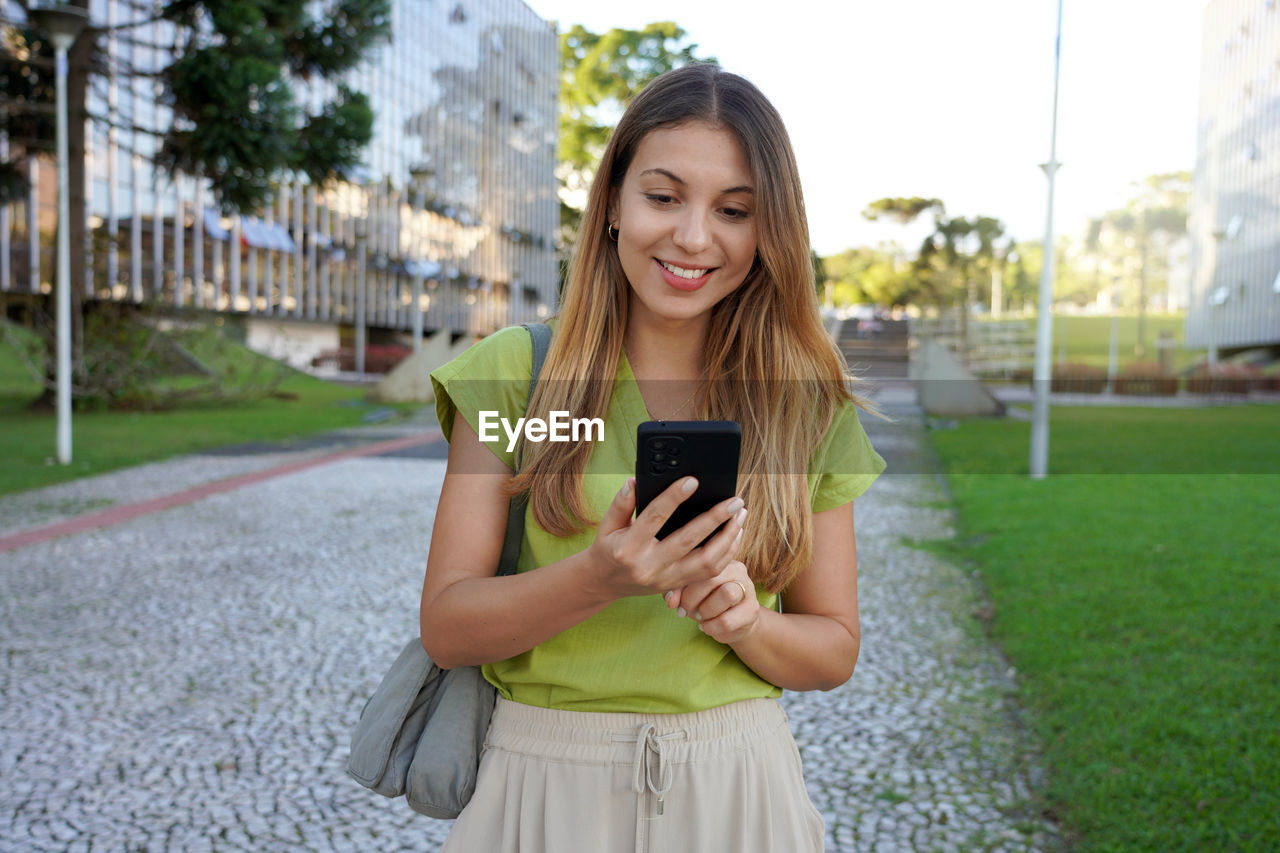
613, 723, 687, 816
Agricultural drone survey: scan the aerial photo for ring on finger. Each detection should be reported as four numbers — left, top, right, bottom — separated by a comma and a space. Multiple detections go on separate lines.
732, 580, 750, 603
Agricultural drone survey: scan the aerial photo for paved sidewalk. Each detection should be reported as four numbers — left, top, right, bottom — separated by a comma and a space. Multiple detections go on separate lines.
0, 398, 1061, 852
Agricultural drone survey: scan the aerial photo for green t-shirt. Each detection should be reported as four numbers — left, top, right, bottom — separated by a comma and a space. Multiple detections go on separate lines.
430, 324, 886, 713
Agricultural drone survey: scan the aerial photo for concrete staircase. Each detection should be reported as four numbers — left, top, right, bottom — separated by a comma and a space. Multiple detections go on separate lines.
837, 316, 1006, 418
838, 318, 910, 383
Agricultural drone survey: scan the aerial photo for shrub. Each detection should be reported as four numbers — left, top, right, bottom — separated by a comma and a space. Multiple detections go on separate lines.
1051, 362, 1107, 393
1186, 363, 1264, 395
361, 345, 412, 374
2, 303, 289, 410
1114, 362, 1178, 396
310, 345, 411, 374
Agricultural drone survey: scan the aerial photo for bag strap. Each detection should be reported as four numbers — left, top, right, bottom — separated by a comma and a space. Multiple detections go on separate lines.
496, 323, 551, 577
524, 322, 552, 406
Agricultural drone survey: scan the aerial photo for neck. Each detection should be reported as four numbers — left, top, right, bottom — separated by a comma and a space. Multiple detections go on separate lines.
623, 310, 709, 382
624, 310, 709, 422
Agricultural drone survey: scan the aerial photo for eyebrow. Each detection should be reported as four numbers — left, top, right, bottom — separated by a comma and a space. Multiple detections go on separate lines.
639, 168, 754, 195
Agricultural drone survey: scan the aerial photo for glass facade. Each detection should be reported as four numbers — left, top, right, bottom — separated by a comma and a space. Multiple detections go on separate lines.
1188, 0, 1280, 350
2, 0, 559, 337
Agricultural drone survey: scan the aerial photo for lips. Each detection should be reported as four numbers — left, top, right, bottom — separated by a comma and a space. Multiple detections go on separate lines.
655, 258, 715, 291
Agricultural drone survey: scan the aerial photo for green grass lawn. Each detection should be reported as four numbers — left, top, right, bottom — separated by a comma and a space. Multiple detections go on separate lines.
929, 406, 1280, 851
977, 313, 1209, 373
1052, 314, 1203, 371
0, 323, 420, 497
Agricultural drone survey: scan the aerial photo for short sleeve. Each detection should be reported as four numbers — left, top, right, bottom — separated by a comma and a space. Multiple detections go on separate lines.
811, 401, 886, 512
430, 325, 532, 470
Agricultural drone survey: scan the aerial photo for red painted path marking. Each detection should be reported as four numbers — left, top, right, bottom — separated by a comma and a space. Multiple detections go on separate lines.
0, 430, 443, 553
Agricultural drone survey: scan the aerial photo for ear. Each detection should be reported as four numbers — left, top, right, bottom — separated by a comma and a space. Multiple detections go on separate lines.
606, 188, 619, 230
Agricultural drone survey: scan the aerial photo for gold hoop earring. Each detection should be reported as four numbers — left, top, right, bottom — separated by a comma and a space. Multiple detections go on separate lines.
607, 224, 619, 242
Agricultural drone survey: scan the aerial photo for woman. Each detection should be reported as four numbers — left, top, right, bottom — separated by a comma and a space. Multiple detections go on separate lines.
422, 63, 884, 852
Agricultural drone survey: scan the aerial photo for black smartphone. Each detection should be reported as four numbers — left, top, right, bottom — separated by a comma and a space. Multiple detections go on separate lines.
635, 420, 741, 541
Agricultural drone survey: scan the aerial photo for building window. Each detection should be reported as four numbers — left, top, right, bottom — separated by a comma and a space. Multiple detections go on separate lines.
1225, 214, 1244, 240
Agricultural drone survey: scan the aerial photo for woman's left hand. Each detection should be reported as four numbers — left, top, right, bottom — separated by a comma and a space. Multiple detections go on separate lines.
665, 561, 761, 645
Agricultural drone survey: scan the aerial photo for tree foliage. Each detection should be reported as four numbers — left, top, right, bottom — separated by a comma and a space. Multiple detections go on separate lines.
835, 173, 1189, 317
1, 0, 390, 213
823, 245, 915, 307
1076, 171, 1190, 353
1, 0, 388, 409
810, 248, 827, 298
3, 306, 290, 411
1080, 171, 1190, 307
157, 0, 389, 213
557, 22, 714, 246
0, 20, 58, 205
861, 196, 943, 226
1008, 239, 1093, 308
862, 196, 1012, 312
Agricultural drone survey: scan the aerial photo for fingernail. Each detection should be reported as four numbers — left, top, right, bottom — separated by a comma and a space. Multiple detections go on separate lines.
693, 612, 702, 621
734, 528, 744, 545
726, 497, 745, 514
677, 607, 686, 618
735, 508, 748, 526
682, 477, 698, 493
620, 478, 633, 497
663, 590, 674, 603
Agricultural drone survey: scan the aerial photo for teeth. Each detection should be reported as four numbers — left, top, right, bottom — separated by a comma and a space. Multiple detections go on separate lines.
659, 260, 710, 279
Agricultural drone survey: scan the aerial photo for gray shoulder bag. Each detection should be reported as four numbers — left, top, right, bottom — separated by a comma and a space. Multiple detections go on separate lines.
346, 322, 552, 819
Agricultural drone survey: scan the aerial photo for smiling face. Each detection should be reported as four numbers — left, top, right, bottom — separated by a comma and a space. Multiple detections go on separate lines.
609, 121, 758, 333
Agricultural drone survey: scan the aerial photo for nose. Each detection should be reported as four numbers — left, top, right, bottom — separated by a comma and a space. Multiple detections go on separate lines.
671, 207, 712, 254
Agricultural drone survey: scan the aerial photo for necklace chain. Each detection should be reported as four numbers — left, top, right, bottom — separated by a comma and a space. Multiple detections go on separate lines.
626, 346, 704, 421
644, 382, 702, 422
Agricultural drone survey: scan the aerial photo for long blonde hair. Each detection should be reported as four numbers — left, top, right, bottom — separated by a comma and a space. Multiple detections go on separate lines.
509, 64, 867, 593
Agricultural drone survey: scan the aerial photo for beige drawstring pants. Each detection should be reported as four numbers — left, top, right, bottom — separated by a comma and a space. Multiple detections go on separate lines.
439, 696, 826, 853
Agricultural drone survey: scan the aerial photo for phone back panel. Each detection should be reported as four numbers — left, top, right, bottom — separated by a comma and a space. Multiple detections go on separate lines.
635, 420, 741, 540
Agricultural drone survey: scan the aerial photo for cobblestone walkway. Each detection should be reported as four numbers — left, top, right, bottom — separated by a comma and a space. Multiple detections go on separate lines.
0, 401, 1061, 852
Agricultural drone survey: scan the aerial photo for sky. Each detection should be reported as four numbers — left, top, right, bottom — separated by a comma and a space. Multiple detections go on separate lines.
523, 0, 1208, 257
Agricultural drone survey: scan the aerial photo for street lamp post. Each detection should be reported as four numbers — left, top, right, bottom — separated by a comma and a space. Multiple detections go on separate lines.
30, 1, 89, 466
1030, 0, 1064, 480
1107, 275, 1120, 392
355, 219, 367, 376
1135, 203, 1149, 359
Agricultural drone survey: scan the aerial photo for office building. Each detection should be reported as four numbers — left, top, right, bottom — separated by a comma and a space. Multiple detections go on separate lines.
2, 0, 559, 366
1187, 0, 1280, 353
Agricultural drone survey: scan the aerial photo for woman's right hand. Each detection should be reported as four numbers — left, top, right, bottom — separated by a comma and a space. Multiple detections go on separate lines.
587, 476, 747, 602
